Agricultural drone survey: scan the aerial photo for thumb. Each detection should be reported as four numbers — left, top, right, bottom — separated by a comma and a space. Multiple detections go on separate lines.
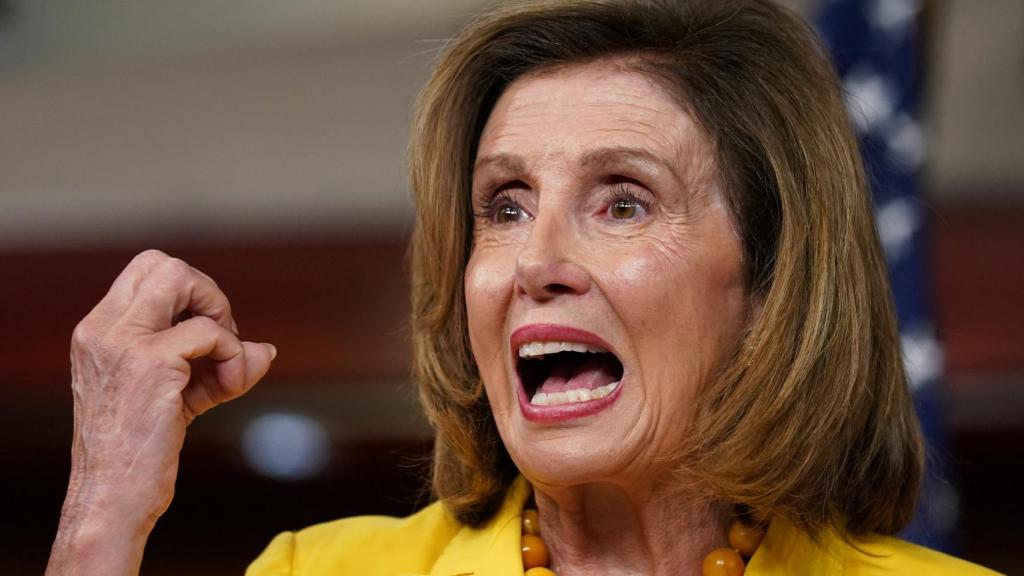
242, 342, 277, 391
181, 341, 276, 421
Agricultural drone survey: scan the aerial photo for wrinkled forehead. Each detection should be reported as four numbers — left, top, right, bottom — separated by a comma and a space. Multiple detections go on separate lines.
475, 57, 721, 190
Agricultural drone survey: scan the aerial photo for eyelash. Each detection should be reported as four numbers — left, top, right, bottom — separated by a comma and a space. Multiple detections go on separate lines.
475, 182, 654, 223
602, 182, 653, 219
477, 189, 528, 223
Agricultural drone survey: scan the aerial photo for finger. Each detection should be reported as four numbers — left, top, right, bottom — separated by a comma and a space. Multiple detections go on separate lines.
182, 341, 276, 420
126, 257, 235, 332
86, 249, 174, 321
147, 315, 247, 390
192, 267, 239, 335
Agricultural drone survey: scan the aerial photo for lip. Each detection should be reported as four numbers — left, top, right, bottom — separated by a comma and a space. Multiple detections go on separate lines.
510, 323, 624, 423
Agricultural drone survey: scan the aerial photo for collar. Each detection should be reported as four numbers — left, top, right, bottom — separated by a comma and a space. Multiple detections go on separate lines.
747, 516, 843, 575
428, 476, 533, 576
427, 476, 841, 576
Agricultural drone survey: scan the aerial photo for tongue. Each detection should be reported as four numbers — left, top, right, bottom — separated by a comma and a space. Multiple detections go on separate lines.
538, 354, 618, 394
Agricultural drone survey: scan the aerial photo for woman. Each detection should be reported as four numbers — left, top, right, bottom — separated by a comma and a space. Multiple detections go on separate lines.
46, 1, 998, 575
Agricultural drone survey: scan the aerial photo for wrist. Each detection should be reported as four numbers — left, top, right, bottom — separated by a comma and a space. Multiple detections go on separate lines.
47, 505, 153, 576
63, 479, 162, 535
64, 460, 170, 531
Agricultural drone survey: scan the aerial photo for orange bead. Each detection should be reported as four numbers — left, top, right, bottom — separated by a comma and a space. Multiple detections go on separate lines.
525, 568, 557, 576
702, 547, 745, 576
727, 521, 765, 557
522, 508, 541, 535
521, 533, 550, 570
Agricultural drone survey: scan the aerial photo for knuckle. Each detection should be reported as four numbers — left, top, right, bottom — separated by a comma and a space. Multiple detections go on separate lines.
151, 257, 193, 293
210, 296, 233, 320
131, 249, 169, 268
161, 257, 192, 281
197, 269, 221, 290
71, 318, 98, 349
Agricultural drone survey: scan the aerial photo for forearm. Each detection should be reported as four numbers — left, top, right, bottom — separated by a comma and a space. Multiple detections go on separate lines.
45, 482, 156, 576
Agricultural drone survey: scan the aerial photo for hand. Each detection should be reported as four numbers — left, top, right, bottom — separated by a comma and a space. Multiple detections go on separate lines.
46, 250, 277, 576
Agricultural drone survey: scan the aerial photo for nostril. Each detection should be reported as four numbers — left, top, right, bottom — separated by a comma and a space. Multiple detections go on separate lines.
514, 258, 591, 299
515, 280, 579, 299
544, 283, 576, 295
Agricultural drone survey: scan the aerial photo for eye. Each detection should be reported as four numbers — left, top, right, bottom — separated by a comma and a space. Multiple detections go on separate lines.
479, 188, 532, 224
610, 199, 640, 220
604, 183, 651, 221
495, 203, 529, 224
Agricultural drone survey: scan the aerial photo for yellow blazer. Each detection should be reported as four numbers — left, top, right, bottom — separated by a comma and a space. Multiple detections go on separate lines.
246, 477, 999, 575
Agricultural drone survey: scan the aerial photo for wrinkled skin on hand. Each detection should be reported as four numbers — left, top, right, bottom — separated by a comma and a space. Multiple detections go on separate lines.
47, 250, 276, 576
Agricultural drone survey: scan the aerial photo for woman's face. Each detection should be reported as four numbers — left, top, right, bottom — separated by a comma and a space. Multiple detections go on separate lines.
465, 60, 752, 490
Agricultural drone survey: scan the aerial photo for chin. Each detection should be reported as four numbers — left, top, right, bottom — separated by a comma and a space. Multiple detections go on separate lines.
510, 440, 626, 487
498, 406, 646, 488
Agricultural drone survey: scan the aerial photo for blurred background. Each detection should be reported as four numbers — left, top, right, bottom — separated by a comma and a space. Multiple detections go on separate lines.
0, 0, 1020, 574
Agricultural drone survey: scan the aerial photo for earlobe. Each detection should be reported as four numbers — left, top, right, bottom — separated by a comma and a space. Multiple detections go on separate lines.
747, 293, 765, 326
743, 293, 766, 365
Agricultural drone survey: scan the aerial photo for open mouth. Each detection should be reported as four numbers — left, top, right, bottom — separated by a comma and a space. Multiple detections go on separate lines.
516, 341, 625, 406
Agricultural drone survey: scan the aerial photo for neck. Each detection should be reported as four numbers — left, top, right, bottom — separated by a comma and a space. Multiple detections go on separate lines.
532, 480, 730, 576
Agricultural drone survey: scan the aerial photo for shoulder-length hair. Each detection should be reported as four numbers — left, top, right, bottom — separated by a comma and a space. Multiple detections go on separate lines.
409, 0, 923, 537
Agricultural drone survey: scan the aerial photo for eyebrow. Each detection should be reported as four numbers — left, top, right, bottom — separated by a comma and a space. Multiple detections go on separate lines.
579, 146, 679, 180
473, 153, 527, 176
473, 147, 678, 180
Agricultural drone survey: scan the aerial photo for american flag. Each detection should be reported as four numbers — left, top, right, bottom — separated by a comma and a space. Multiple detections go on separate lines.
815, 0, 956, 550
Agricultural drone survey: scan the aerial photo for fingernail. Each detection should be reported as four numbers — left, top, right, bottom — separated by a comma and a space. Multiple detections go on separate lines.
265, 343, 277, 360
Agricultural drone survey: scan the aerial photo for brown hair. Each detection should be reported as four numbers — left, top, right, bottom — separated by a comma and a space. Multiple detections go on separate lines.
409, 0, 923, 537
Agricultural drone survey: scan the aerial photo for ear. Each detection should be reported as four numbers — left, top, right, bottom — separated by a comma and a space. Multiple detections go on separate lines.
741, 292, 766, 362
746, 291, 765, 327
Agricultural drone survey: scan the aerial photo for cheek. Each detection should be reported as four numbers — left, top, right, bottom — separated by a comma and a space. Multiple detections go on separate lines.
600, 237, 699, 330
595, 231, 748, 374
602, 254, 666, 337
464, 247, 516, 374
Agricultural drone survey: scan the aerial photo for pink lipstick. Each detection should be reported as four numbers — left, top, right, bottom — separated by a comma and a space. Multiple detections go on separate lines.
510, 324, 625, 423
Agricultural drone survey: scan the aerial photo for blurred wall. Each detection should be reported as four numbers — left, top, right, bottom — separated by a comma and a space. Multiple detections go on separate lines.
1, 0, 1022, 249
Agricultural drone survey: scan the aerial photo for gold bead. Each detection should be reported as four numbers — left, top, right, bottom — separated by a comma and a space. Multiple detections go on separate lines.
522, 509, 541, 536
702, 547, 745, 576
525, 568, 557, 576
521, 533, 550, 570
727, 521, 765, 557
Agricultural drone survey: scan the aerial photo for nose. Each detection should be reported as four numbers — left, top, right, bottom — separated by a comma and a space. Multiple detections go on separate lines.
514, 212, 591, 301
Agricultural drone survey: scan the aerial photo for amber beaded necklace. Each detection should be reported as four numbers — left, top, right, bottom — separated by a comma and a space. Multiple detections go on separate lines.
520, 506, 766, 576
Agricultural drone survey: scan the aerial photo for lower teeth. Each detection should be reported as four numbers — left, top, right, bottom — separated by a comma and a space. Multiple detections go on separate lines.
530, 381, 620, 406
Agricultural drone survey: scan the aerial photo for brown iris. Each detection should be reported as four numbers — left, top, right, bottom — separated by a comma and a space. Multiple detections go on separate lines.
496, 205, 523, 223
610, 199, 638, 219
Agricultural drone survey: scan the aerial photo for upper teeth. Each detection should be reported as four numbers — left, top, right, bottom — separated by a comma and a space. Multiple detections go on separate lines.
518, 341, 606, 359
